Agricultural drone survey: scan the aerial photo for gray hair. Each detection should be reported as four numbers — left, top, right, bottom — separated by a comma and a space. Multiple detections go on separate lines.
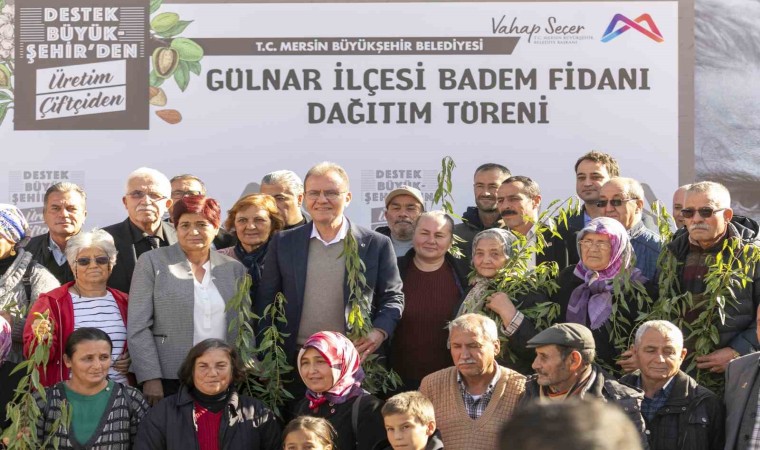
472, 228, 519, 260
169, 174, 207, 195
43, 182, 87, 211
414, 210, 455, 243
261, 170, 304, 196
686, 181, 732, 209
65, 229, 118, 268
304, 162, 350, 189
606, 177, 645, 201
447, 313, 499, 343
634, 320, 684, 350
125, 167, 171, 198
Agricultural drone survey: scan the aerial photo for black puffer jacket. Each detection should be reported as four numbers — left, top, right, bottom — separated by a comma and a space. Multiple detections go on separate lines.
135, 386, 281, 450
522, 364, 649, 449
620, 371, 724, 450
660, 216, 760, 355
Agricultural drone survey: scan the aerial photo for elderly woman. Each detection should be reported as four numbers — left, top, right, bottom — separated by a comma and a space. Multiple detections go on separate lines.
219, 193, 284, 290
0, 204, 59, 363
128, 195, 246, 406
457, 228, 545, 374
24, 229, 130, 387
295, 331, 385, 450
135, 338, 281, 450
391, 211, 470, 390
498, 217, 650, 373
34, 327, 149, 449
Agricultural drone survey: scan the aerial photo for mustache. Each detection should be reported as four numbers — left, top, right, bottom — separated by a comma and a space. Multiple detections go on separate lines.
689, 223, 710, 231
500, 209, 517, 217
393, 219, 414, 225
458, 359, 476, 365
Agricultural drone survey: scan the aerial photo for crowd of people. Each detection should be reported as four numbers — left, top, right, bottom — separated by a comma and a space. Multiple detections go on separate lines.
0, 151, 758, 450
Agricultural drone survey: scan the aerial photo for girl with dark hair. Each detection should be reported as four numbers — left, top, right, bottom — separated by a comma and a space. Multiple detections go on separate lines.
34, 327, 149, 449
283, 416, 336, 450
135, 338, 281, 450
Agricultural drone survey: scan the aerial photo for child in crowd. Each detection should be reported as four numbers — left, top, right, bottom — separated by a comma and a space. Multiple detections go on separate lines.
376, 391, 443, 450
283, 416, 337, 450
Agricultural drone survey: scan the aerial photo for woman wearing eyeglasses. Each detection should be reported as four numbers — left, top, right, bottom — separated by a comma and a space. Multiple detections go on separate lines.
548, 217, 650, 374
127, 195, 247, 407
24, 228, 131, 387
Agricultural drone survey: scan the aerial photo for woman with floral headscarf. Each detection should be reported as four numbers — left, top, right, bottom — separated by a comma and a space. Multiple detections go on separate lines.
0, 204, 59, 363
295, 331, 385, 450
560, 217, 650, 370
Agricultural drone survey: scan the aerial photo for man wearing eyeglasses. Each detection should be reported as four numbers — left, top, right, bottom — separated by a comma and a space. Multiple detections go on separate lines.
599, 177, 662, 280
453, 163, 511, 264
166, 174, 234, 250
662, 181, 760, 374
255, 161, 404, 401
103, 167, 177, 294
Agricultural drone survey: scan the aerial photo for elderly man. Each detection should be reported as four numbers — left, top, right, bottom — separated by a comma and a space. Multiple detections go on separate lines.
260, 169, 309, 229
619, 321, 723, 450
375, 185, 425, 256
599, 177, 662, 280
725, 305, 760, 450
453, 163, 511, 262
255, 161, 403, 366
659, 181, 760, 373
523, 323, 647, 439
167, 174, 234, 249
672, 184, 691, 230
392, 211, 469, 390
103, 167, 177, 293
420, 313, 525, 450
23, 182, 86, 284
497, 175, 571, 269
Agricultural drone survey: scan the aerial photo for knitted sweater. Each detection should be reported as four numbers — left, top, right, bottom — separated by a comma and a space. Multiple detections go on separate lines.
419, 366, 525, 450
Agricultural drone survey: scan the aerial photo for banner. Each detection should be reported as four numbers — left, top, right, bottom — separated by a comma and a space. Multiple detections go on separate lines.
0, 0, 680, 231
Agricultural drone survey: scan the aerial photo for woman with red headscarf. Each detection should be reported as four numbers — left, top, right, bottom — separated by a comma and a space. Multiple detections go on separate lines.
295, 331, 386, 450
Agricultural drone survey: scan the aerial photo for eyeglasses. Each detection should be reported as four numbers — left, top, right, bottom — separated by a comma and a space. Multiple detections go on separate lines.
578, 240, 612, 251
305, 190, 346, 201
171, 190, 202, 199
680, 207, 727, 219
126, 190, 166, 201
596, 198, 637, 208
76, 256, 110, 266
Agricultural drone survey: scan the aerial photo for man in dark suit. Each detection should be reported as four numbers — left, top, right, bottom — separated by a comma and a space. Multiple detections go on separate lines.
167, 173, 234, 249
23, 182, 86, 284
103, 167, 177, 293
255, 162, 404, 364
496, 175, 571, 269
725, 306, 760, 450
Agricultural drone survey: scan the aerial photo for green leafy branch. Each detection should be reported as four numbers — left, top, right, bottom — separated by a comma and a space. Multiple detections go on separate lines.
2, 311, 71, 449
342, 230, 402, 395
432, 156, 466, 259
0, 61, 14, 128
227, 277, 293, 419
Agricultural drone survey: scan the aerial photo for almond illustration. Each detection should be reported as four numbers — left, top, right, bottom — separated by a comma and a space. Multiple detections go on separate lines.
152, 47, 179, 78
156, 109, 182, 124
149, 87, 167, 106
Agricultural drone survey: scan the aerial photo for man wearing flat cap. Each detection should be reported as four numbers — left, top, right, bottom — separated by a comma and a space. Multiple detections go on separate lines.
376, 185, 425, 256
521, 323, 649, 446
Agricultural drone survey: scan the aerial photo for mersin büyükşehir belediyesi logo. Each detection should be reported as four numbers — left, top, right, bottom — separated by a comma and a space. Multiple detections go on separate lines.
601, 13, 663, 43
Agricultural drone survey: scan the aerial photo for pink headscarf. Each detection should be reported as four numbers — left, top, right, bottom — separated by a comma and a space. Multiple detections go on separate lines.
0, 315, 11, 363
298, 331, 365, 411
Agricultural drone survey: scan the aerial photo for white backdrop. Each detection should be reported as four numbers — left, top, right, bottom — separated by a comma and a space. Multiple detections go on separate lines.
1, 1, 679, 234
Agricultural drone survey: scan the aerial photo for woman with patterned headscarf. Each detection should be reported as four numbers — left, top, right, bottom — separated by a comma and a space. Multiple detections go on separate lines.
513, 217, 651, 373
0, 204, 59, 363
295, 331, 385, 450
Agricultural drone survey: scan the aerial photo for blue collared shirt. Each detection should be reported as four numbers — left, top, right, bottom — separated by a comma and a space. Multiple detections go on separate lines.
637, 375, 675, 423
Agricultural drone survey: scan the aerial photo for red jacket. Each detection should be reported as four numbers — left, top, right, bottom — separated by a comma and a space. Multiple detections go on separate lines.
23, 282, 130, 387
